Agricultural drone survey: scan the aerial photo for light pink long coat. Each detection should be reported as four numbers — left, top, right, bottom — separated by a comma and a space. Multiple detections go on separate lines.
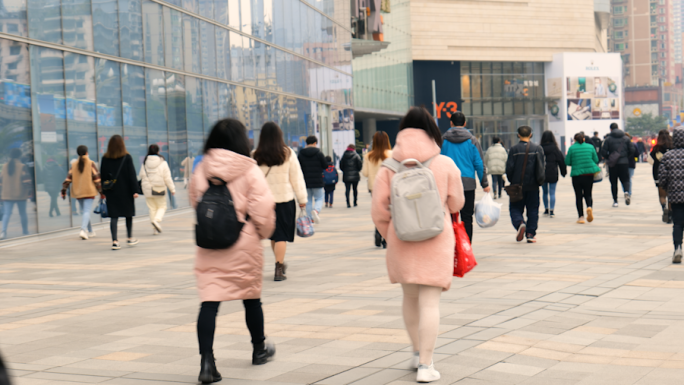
371, 129, 465, 291
189, 149, 276, 302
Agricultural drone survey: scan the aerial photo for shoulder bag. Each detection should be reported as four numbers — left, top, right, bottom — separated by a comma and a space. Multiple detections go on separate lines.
504, 142, 530, 203
606, 140, 626, 168
102, 157, 125, 191
143, 164, 166, 196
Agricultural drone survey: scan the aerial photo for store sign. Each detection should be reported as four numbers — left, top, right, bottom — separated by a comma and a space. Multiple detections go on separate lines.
633, 108, 642, 117
433, 101, 459, 119
413, 61, 462, 132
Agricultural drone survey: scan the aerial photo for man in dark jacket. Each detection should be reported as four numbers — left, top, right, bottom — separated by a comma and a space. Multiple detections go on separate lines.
340, 144, 362, 208
658, 126, 684, 263
590, 131, 603, 159
505, 126, 545, 243
298, 136, 328, 223
600, 123, 635, 207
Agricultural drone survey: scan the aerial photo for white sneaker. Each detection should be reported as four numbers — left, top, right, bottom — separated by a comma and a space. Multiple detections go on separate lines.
79, 230, 88, 240
312, 210, 321, 224
152, 221, 162, 233
88, 231, 96, 238
409, 352, 420, 370
612, 202, 619, 208
416, 362, 440, 383
0, 231, 6, 240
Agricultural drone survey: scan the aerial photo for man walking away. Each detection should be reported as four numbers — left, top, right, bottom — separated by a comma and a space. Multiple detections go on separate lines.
657, 126, 684, 263
441, 111, 490, 242
590, 131, 603, 158
506, 126, 545, 243
298, 136, 328, 224
601, 123, 635, 207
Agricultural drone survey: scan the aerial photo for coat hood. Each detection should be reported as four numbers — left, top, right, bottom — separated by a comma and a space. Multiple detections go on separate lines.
610, 129, 625, 139
392, 128, 441, 163
202, 149, 257, 183
144, 155, 164, 169
443, 127, 474, 144
299, 146, 321, 158
674, 127, 684, 149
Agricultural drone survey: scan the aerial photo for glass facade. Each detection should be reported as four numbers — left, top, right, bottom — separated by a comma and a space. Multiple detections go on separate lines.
0, 0, 352, 241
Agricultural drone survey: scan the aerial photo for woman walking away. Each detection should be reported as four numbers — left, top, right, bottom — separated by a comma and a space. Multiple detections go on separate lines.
372, 107, 465, 383
323, 156, 338, 208
0, 148, 31, 239
139, 144, 175, 234
61, 145, 102, 240
340, 144, 362, 208
253, 122, 307, 281
362, 131, 392, 248
658, 127, 684, 263
565, 133, 600, 224
651, 129, 673, 222
540, 131, 567, 217
484, 137, 507, 199
101, 135, 140, 250
190, 119, 276, 384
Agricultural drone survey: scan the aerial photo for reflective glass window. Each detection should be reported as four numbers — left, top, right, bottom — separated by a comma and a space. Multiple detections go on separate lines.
200, 21, 216, 77
202, 80, 218, 136
263, 0, 273, 43
95, 59, 124, 150
119, 0, 144, 61
121, 63, 148, 215
1, 0, 29, 37
166, 73, 187, 209
93, 0, 120, 55
182, 14, 201, 73
218, 82, 230, 119
244, 38, 255, 81
181, 0, 198, 14
145, 68, 168, 160
185, 76, 204, 160
228, 0, 240, 30
273, 0, 286, 48
163, 7, 184, 70
243, 87, 256, 133
142, 0, 164, 66
61, 0, 94, 50
214, 0, 228, 25
241, 0, 251, 35
266, 44, 276, 88
198, 0, 213, 19
291, 0, 301, 54
230, 32, 244, 82
255, 42, 267, 89
28, 0, 62, 44
0, 41, 35, 239
216, 28, 230, 80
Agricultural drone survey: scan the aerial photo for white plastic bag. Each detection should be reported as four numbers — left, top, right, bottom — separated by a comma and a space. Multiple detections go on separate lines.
475, 192, 502, 228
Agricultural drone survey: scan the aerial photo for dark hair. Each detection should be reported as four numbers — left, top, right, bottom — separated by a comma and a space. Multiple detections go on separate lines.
325, 155, 332, 163
144, 144, 164, 165
204, 118, 252, 157
104, 135, 128, 159
574, 133, 585, 144
77, 145, 88, 173
610, 123, 619, 130
517, 126, 532, 138
540, 131, 558, 148
7, 148, 21, 176
656, 129, 673, 151
368, 131, 391, 163
625, 132, 632, 139
305, 136, 318, 145
399, 107, 443, 147
450, 111, 466, 127
594, 131, 599, 136
253, 121, 289, 167
492, 137, 501, 144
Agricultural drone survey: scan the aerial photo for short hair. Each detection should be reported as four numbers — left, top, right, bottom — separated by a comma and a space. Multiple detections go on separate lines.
574, 133, 585, 144
610, 123, 618, 130
325, 155, 332, 163
306, 136, 318, 145
450, 111, 466, 127
594, 131, 599, 136
399, 107, 443, 147
517, 126, 532, 138
492, 136, 501, 144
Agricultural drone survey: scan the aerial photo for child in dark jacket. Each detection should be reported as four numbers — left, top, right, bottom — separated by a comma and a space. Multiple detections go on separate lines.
323, 156, 339, 208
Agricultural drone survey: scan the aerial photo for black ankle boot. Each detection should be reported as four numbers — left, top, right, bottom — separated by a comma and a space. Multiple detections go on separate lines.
252, 340, 276, 365
198, 353, 221, 384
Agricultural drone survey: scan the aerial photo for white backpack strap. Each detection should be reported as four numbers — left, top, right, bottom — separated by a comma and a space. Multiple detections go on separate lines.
382, 158, 401, 173
422, 156, 437, 169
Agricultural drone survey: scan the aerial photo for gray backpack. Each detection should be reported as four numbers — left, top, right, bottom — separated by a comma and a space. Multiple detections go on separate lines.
382, 157, 445, 242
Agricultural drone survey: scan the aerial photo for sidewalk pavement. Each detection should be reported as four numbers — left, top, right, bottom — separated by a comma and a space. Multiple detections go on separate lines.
2, 164, 684, 385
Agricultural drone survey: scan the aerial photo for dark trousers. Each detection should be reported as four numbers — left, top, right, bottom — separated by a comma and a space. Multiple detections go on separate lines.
609, 164, 630, 202
491, 175, 504, 197
461, 190, 475, 242
509, 190, 540, 237
197, 299, 265, 354
572, 175, 594, 217
324, 185, 334, 205
345, 181, 358, 206
110, 217, 132, 241
672, 203, 684, 247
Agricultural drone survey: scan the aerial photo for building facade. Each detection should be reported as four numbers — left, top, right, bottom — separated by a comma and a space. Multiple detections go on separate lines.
0, 0, 353, 241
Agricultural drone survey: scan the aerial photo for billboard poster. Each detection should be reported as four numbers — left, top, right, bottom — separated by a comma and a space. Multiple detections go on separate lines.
566, 77, 620, 120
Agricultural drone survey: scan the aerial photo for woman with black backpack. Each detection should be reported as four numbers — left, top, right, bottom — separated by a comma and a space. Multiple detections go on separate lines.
189, 119, 276, 384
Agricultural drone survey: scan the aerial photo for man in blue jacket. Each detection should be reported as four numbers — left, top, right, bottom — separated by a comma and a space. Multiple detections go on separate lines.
441, 112, 490, 242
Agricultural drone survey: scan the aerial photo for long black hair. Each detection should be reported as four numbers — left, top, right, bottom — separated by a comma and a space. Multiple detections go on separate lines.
144, 144, 164, 165
7, 148, 21, 176
204, 118, 251, 157
655, 129, 673, 152
77, 145, 88, 173
398, 107, 443, 147
253, 121, 289, 167
541, 131, 559, 148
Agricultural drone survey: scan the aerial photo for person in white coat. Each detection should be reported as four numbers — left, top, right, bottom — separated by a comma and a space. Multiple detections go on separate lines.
483, 137, 508, 199
139, 144, 175, 234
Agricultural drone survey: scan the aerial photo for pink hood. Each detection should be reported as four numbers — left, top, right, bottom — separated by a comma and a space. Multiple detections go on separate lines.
201, 149, 256, 183
391, 128, 441, 164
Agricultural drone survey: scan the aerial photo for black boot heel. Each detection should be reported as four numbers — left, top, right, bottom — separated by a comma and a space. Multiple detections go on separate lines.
198, 353, 221, 384
252, 340, 276, 365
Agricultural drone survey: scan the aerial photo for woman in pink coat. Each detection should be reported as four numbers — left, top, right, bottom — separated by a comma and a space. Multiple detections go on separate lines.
372, 107, 465, 383
189, 119, 276, 384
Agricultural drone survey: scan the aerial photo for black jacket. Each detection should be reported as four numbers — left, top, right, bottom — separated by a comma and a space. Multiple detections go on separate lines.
541, 143, 567, 184
659, 127, 684, 203
590, 136, 603, 160
340, 149, 362, 183
505, 141, 546, 191
297, 146, 327, 188
601, 129, 635, 166
651, 145, 670, 182
628, 143, 638, 169
101, 154, 140, 218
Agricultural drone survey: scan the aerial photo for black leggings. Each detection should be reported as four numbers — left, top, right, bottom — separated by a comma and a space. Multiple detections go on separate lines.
197, 299, 265, 354
609, 164, 630, 202
110, 217, 132, 241
572, 174, 594, 217
345, 181, 359, 205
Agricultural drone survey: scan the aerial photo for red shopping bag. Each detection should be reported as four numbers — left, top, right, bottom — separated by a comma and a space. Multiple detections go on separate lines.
452, 213, 477, 277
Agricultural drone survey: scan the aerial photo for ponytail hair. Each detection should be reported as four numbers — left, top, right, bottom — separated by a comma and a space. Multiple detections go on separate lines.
7, 148, 21, 176
574, 133, 585, 144
144, 144, 162, 165
77, 145, 88, 173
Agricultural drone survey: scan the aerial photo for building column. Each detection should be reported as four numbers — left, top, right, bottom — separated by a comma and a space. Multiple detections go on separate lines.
363, 118, 377, 145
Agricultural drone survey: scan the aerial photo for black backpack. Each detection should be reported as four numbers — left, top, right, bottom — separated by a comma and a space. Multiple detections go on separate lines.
195, 178, 247, 249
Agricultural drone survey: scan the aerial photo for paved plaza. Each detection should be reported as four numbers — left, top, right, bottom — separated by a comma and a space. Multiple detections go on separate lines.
2, 165, 684, 385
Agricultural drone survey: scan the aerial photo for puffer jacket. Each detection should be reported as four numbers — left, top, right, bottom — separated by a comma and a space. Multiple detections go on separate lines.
256, 148, 307, 204
565, 142, 600, 177
659, 127, 684, 204
340, 149, 362, 183
139, 155, 175, 197
601, 129, 634, 166
541, 143, 567, 184
484, 143, 507, 175
297, 146, 327, 188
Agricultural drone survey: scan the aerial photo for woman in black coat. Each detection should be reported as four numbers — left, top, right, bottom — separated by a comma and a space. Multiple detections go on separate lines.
101, 135, 141, 250
339, 144, 362, 208
540, 131, 567, 217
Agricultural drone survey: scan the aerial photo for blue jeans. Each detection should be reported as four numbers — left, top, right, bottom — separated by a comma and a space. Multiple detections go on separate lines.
77, 198, 94, 232
306, 188, 324, 218
509, 190, 540, 238
491, 175, 504, 197
541, 182, 557, 211
2, 200, 28, 235
628, 168, 634, 196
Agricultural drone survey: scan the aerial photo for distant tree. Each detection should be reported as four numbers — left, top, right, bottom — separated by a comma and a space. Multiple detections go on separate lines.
626, 113, 668, 137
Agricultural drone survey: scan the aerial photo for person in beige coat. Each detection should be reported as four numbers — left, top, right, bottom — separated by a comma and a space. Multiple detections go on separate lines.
361, 131, 392, 248
372, 108, 465, 383
253, 122, 307, 281
139, 144, 175, 234
189, 119, 276, 383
